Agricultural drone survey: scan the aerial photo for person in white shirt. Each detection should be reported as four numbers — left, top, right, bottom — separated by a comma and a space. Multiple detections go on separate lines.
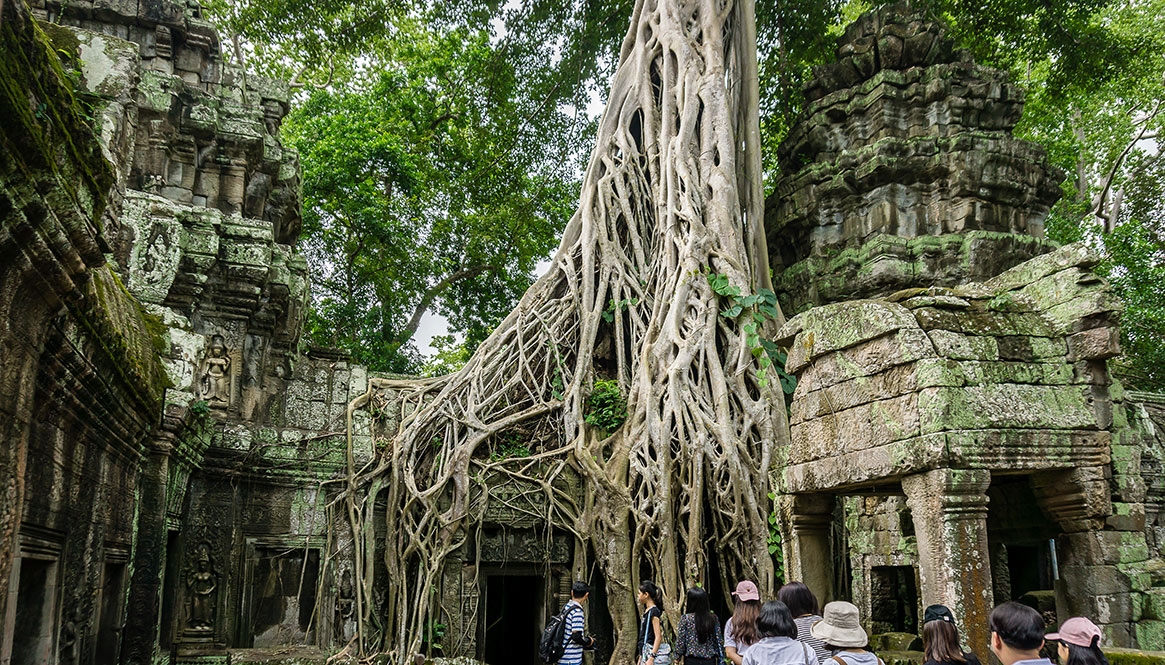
741, 601, 816, 665
988, 602, 1052, 665
725, 580, 762, 665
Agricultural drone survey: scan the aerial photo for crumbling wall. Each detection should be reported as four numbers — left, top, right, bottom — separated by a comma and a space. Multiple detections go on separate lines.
0, 4, 170, 664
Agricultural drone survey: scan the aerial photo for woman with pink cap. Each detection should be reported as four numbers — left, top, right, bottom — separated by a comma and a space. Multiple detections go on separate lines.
725, 580, 762, 665
1047, 618, 1109, 665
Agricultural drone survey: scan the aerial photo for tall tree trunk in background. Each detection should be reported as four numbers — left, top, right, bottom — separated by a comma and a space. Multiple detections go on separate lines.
338, 0, 788, 661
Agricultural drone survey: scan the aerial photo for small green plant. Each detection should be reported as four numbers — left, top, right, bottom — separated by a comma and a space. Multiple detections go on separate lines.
584, 379, 628, 432
550, 370, 565, 400
602, 296, 640, 322
190, 400, 210, 416
705, 272, 797, 399
424, 617, 446, 653
767, 491, 785, 582
489, 432, 531, 461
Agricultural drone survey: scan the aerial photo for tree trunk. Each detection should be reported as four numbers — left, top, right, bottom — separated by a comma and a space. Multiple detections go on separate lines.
340, 0, 789, 661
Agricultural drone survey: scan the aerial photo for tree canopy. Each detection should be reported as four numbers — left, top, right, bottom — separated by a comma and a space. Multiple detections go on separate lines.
203, 0, 1164, 386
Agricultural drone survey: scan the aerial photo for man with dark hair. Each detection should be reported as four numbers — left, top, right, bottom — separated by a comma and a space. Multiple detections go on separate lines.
988, 602, 1052, 665
561, 582, 596, 665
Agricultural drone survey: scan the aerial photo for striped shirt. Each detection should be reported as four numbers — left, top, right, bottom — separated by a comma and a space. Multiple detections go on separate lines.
560, 601, 586, 665
793, 615, 829, 665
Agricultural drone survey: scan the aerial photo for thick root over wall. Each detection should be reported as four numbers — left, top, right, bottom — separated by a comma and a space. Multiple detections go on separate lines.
335, 0, 789, 662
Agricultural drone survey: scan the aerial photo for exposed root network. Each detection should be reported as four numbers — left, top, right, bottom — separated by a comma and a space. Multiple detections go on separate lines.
331, 1, 789, 662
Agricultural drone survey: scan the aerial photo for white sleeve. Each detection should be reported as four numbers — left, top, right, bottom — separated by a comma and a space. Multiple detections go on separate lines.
723, 618, 737, 651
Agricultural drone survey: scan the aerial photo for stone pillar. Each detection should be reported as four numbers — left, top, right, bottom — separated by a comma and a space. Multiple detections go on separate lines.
782, 493, 836, 604
902, 469, 993, 653
121, 411, 181, 665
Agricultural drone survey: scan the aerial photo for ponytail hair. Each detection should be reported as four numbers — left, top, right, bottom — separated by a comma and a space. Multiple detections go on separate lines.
640, 580, 665, 611
1064, 637, 1109, 665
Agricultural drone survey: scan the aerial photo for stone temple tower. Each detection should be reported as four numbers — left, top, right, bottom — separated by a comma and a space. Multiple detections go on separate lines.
766, 3, 1062, 314
768, 3, 1165, 652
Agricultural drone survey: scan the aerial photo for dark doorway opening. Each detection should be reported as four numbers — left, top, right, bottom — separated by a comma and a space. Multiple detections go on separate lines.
96, 561, 127, 663
11, 557, 58, 665
1007, 544, 1054, 599
869, 565, 918, 634
482, 574, 543, 665
250, 547, 321, 647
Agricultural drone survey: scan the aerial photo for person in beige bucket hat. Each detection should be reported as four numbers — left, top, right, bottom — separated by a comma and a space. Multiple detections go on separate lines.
811, 601, 884, 665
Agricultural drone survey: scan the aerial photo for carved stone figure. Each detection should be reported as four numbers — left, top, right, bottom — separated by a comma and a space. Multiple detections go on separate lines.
185, 543, 218, 633
335, 569, 355, 641
198, 335, 231, 406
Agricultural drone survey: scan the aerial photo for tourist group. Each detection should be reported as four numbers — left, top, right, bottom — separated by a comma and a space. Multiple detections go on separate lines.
545, 581, 1110, 665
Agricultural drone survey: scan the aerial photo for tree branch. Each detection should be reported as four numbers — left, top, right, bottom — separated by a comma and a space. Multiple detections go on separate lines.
389, 264, 499, 345
1092, 99, 1164, 231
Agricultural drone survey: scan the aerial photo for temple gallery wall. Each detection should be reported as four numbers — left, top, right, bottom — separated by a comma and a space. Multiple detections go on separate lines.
0, 0, 1163, 664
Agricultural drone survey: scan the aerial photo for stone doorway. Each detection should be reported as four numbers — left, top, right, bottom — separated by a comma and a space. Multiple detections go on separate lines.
869, 565, 919, 634
480, 573, 545, 665
95, 557, 129, 663
5, 556, 59, 665
242, 544, 322, 648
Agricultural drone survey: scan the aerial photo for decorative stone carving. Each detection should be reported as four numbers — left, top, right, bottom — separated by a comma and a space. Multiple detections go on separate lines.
185, 542, 218, 635
198, 335, 232, 407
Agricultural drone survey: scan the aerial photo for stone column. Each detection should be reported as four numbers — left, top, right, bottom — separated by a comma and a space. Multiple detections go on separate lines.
902, 469, 993, 653
121, 411, 181, 665
782, 493, 836, 604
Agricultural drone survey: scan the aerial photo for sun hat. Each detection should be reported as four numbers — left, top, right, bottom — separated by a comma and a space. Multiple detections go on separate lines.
924, 605, 956, 627
1046, 617, 1102, 648
731, 580, 760, 602
811, 601, 868, 648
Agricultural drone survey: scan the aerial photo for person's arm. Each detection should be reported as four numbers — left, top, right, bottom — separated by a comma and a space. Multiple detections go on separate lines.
724, 618, 742, 665
675, 615, 688, 658
568, 607, 593, 647
648, 611, 663, 663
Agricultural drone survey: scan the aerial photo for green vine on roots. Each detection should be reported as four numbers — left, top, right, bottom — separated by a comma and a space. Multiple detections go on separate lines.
706, 272, 798, 399
766, 491, 785, 583
583, 379, 628, 433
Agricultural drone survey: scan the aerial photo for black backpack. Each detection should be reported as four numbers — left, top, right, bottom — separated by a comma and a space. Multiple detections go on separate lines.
538, 603, 581, 663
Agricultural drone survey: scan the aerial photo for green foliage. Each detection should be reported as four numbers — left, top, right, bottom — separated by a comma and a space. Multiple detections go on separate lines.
421, 335, 472, 377
1017, 0, 1165, 389
706, 273, 797, 398
489, 432, 532, 461
766, 491, 785, 582
424, 618, 446, 653
190, 400, 210, 417
283, 20, 577, 372
602, 297, 640, 323
583, 379, 627, 433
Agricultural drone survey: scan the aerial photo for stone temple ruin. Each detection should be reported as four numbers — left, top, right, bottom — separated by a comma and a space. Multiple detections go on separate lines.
0, 1, 1163, 664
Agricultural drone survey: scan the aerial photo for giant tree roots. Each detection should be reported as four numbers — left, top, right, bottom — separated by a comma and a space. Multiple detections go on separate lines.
333, 1, 788, 662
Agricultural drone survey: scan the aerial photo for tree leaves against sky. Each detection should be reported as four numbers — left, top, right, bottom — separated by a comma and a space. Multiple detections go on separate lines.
202, 0, 1164, 385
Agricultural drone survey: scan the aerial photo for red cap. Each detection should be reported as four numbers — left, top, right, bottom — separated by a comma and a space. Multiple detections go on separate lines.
1046, 617, 1102, 648
731, 580, 760, 602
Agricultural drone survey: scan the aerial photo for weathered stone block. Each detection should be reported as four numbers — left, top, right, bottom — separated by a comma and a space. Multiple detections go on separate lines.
1069, 326, 1122, 361
780, 300, 920, 372
917, 384, 1095, 433
1060, 564, 1141, 596
795, 328, 936, 392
